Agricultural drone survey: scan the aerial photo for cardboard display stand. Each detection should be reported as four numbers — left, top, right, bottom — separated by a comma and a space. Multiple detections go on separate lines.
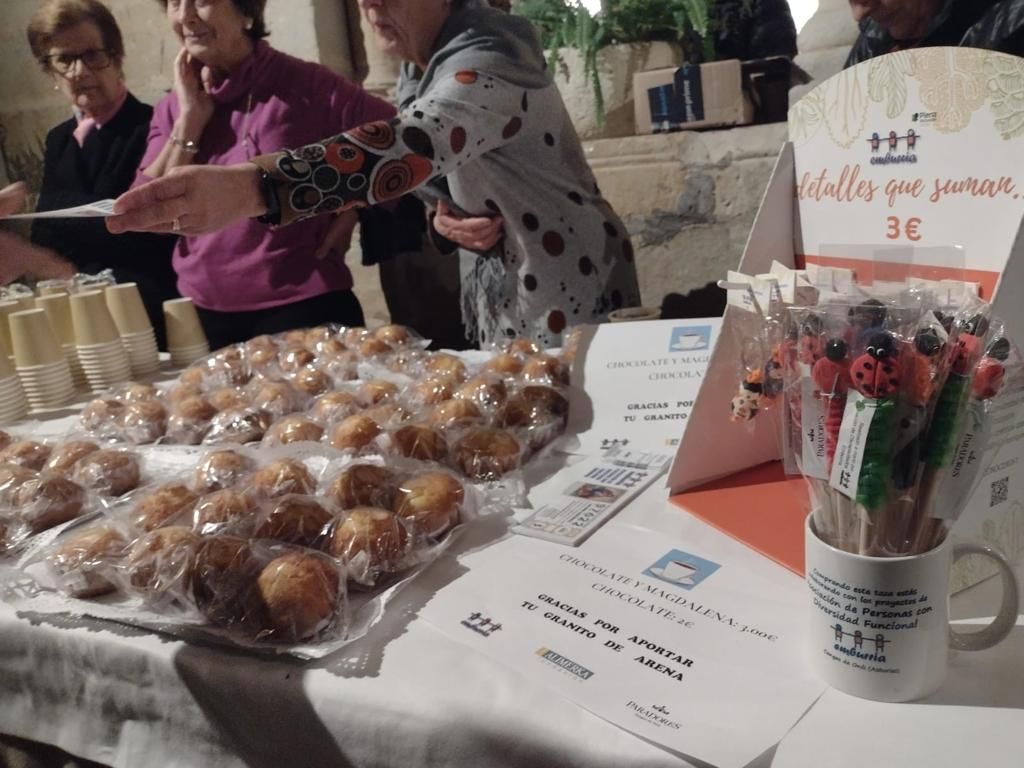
669, 48, 1024, 580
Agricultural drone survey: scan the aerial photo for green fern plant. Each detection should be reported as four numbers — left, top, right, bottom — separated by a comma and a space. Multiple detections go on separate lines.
515, 0, 713, 125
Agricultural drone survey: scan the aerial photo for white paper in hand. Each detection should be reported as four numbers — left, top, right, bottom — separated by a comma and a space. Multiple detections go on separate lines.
2, 199, 116, 219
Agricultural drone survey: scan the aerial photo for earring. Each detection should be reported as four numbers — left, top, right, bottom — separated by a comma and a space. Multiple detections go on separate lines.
244, 18, 253, 30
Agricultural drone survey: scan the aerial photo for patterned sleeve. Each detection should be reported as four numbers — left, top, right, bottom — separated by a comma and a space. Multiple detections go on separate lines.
251, 69, 531, 226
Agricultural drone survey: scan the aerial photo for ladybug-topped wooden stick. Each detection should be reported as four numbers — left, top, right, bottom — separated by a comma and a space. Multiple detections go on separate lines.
847, 330, 902, 555
811, 337, 851, 547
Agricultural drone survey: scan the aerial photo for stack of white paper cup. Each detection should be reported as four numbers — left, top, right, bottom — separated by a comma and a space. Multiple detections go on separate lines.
70, 291, 132, 393
0, 336, 28, 425
10, 309, 74, 411
164, 298, 209, 366
0, 301, 22, 365
106, 283, 160, 377
35, 292, 87, 390
37, 279, 73, 297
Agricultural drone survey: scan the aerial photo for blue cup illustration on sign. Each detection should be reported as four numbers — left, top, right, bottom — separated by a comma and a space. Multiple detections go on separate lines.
644, 549, 720, 590
669, 325, 711, 353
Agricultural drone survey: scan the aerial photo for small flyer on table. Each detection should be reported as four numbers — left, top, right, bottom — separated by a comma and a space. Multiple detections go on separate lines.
567, 318, 722, 456
421, 521, 823, 767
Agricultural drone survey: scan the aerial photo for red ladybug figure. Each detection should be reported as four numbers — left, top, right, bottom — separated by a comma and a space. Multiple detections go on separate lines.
812, 339, 850, 396
951, 333, 982, 376
972, 337, 1010, 400
850, 331, 901, 398
797, 316, 824, 366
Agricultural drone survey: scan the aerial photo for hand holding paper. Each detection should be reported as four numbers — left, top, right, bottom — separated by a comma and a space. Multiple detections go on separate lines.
0, 183, 76, 282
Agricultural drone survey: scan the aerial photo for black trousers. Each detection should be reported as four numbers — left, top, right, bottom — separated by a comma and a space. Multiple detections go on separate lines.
195, 290, 365, 350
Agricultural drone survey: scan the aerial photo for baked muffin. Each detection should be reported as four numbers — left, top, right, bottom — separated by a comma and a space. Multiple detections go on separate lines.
203, 347, 252, 387
389, 424, 448, 462
71, 449, 140, 497
309, 391, 359, 423
322, 353, 358, 382
48, 525, 127, 598
499, 385, 569, 447
126, 525, 199, 595
204, 408, 270, 445
247, 344, 279, 372
278, 347, 316, 374
192, 489, 255, 534
304, 326, 336, 349
208, 387, 249, 412
166, 397, 218, 445
245, 334, 278, 355
505, 338, 541, 357
256, 552, 341, 641
455, 376, 508, 410
178, 366, 206, 387
358, 379, 399, 406
249, 459, 316, 499
327, 414, 381, 452
132, 484, 199, 532
410, 376, 457, 406
262, 415, 325, 447
358, 338, 393, 359
0, 463, 37, 507
362, 403, 407, 425
329, 507, 409, 584
191, 535, 259, 623
0, 440, 53, 471
394, 472, 464, 537
423, 353, 467, 381
452, 428, 523, 481
372, 324, 412, 346
250, 380, 305, 418
292, 366, 332, 396
0, 430, 12, 452
342, 327, 368, 346
483, 353, 524, 376
121, 382, 160, 402
521, 353, 569, 385
192, 450, 257, 493
281, 329, 310, 348
427, 399, 485, 431
253, 496, 333, 548
80, 398, 125, 434
165, 383, 204, 406
16, 476, 86, 533
316, 337, 349, 359
116, 400, 168, 444
43, 440, 100, 476
326, 464, 395, 509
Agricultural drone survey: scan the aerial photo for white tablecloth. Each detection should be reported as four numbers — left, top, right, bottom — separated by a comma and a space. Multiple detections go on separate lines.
1, 439, 1021, 767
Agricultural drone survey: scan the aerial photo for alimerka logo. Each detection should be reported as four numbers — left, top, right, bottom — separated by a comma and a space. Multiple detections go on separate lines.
536, 647, 594, 680
867, 129, 920, 165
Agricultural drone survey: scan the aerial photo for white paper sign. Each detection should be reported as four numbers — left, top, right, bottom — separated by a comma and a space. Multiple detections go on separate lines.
2, 199, 116, 219
420, 525, 824, 766
567, 318, 721, 455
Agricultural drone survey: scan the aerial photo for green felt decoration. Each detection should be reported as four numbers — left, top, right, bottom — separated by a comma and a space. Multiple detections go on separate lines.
924, 375, 970, 468
856, 397, 897, 511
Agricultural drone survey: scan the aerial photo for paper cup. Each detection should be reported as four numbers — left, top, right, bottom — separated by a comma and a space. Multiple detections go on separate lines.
35, 293, 76, 346
0, 337, 12, 380
37, 280, 71, 297
164, 298, 208, 350
608, 307, 662, 323
105, 283, 153, 335
70, 290, 121, 345
9, 309, 64, 367
0, 301, 23, 355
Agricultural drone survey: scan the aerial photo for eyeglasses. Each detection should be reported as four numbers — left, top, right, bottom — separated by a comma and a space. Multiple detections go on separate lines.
42, 49, 114, 75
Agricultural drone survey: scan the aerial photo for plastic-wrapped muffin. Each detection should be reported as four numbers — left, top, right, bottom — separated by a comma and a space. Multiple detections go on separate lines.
423, 353, 467, 381
455, 375, 508, 410
202, 346, 252, 387
208, 387, 249, 412
329, 507, 409, 585
121, 382, 160, 402
253, 496, 333, 548
204, 408, 271, 445
262, 415, 325, 447
309, 391, 359, 423
304, 326, 336, 349
385, 348, 425, 375
0, 440, 53, 471
521, 353, 569, 385
166, 383, 204, 406
250, 380, 306, 418
178, 366, 206, 387
248, 344, 279, 372
15, 475, 86, 533
389, 424, 448, 462
191, 535, 260, 623
0, 464, 39, 507
427, 399, 485, 431
166, 397, 218, 445
505, 338, 541, 357
358, 338, 392, 359
499, 385, 569, 447
125, 525, 199, 597
48, 525, 127, 598
281, 329, 309, 348
394, 472, 465, 537
43, 440, 100, 476
278, 347, 316, 374
327, 414, 381, 452
452, 428, 523, 481
316, 337, 349, 360
116, 400, 168, 444
192, 489, 256, 534
362, 403, 407, 425
326, 464, 395, 509
71, 449, 141, 497
132, 483, 199, 531
292, 366, 332, 396
372, 324, 413, 347
192, 449, 257, 493
342, 327, 368, 346
483, 353, 524, 376
80, 398, 125, 434
256, 551, 342, 641
0, 430, 12, 452
245, 334, 278, 356
358, 379, 399, 406
249, 459, 316, 499
410, 376, 457, 406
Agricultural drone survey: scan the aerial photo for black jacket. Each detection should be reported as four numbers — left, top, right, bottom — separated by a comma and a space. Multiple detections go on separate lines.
31, 93, 178, 345
709, 0, 798, 62
846, 0, 1024, 67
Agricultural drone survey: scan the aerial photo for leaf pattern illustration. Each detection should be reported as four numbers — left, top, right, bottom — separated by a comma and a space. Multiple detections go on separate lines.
823, 68, 869, 148
914, 48, 987, 133
788, 88, 824, 145
986, 54, 1024, 139
868, 51, 915, 118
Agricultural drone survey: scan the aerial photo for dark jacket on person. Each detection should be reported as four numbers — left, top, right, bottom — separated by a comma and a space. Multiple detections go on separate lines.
708, 0, 799, 62
31, 93, 177, 346
846, 0, 1024, 67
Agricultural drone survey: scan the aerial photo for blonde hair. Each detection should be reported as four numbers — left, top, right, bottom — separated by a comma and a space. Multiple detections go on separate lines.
27, 0, 126, 65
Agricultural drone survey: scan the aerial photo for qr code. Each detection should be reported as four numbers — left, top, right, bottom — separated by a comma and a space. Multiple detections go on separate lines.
990, 477, 1009, 507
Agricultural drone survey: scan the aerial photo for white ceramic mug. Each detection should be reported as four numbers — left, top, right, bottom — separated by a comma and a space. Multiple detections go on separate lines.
804, 515, 1019, 702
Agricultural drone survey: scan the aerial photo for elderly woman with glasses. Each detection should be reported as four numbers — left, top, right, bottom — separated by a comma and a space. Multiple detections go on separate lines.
26, 0, 178, 345
109, 0, 642, 348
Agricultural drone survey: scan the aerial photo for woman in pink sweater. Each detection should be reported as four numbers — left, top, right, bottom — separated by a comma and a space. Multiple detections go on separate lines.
141, 0, 394, 348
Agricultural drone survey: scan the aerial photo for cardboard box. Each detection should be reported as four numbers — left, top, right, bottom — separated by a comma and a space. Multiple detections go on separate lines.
634, 59, 754, 135
666, 47, 1024, 586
